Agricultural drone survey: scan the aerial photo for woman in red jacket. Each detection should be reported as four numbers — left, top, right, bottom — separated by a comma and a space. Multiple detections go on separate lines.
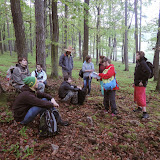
98, 57, 119, 116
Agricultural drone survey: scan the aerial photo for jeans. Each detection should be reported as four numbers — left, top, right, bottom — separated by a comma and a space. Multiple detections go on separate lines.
100, 80, 104, 95
83, 77, 92, 94
20, 98, 59, 125
103, 90, 117, 113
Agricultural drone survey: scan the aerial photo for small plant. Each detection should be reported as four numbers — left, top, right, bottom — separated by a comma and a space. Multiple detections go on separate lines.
19, 126, 28, 138
22, 146, 34, 159
108, 132, 113, 137
77, 121, 87, 127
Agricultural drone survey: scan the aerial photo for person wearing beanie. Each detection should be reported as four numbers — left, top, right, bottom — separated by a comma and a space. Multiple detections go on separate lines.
12, 76, 69, 126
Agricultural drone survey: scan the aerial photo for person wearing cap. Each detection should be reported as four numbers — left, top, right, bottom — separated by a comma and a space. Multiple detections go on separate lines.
12, 76, 69, 126
59, 46, 74, 78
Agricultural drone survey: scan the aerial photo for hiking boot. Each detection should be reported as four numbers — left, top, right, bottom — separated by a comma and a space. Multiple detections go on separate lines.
111, 110, 118, 116
59, 120, 69, 126
133, 107, 142, 112
142, 112, 149, 119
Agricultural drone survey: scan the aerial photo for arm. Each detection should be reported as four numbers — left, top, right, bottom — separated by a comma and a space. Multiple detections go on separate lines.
59, 54, 67, 70
31, 71, 35, 77
42, 71, 47, 82
64, 83, 79, 91
99, 66, 115, 79
12, 68, 24, 85
141, 61, 151, 81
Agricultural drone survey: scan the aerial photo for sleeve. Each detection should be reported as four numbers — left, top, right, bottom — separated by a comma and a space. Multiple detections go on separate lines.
82, 63, 86, 72
37, 91, 53, 100
25, 94, 53, 109
27, 67, 30, 76
59, 54, 66, 70
64, 83, 79, 91
141, 61, 151, 81
99, 66, 115, 79
42, 71, 47, 82
31, 71, 35, 77
12, 68, 24, 85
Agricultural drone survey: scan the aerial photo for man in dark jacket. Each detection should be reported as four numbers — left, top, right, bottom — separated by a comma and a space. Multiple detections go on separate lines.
12, 76, 68, 125
59, 46, 74, 78
133, 51, 151, 119
58, 75, 81, 104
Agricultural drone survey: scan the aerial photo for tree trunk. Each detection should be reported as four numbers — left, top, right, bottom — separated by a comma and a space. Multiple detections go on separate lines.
2, 24, 7, 52
0, 30, 4, 54
35, 0, 46, 71
64, 2, 68, 49
49, 0, 53, 56
156, 69, 160, 91
113, 37, 117, 61
79, 31, 82, 59
50, 0, 59, 78
96, 6, 100, 65
134, 0, 138, 63
93, 33, 95, 58
5, 0, 13, 57
124, 0, 129, 71
153, 7, 160, 81
30, 0, 33, 55
10, 0, 27, 59
139, 0, 142, 51
83, 0, 89, 62
109, 37, 112, 59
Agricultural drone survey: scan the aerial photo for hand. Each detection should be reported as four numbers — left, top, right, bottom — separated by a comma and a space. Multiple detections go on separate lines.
132, 84, 135, 87
51, 98, 59, 107
77, 86, 82, 90
139, 82, 143, 86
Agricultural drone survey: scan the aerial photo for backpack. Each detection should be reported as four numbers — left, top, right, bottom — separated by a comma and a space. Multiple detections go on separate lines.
146, 61, 154, 79
79, 69, 83, 78
39, 109, 60, 137
6, 65, 20, 85
78, 87, 87, 105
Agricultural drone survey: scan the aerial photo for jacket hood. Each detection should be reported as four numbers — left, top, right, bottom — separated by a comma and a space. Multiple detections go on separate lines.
21, 85, 34, 92
138, 57, 147, 62
105, 64, 114, 69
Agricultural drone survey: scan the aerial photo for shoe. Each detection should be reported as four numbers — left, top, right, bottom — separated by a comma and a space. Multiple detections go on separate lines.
59, 120, 70, 126
142, 112, 149, 119
133, 107, 142, 112
112, 110, 118, 116
104, 109, 109, 113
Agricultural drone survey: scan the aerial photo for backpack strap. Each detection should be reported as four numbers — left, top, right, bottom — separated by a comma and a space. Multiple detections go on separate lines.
35, 70, 38, 78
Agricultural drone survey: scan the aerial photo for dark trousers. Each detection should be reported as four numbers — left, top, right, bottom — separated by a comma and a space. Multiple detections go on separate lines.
103, 90, 117, 113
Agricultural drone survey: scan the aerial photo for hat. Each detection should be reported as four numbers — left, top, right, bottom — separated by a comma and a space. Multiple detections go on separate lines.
23, 76, 37, 87
64, 46, 75, 53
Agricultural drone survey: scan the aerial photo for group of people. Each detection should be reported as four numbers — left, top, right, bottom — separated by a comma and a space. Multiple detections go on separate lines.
11, 46, 151, 131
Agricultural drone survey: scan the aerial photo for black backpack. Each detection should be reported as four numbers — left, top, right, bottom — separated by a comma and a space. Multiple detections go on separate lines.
146, 61, 154, 79
79, 69, 83, 78
39, 109, 60, 137
78, 87, 87, 105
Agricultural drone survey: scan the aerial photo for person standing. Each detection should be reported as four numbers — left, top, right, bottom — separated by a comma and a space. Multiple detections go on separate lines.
99, 56, 106, 95
133, 51, 151, 119
82, 55, 94, 96
98, 57, 119, 116
59, 46, 74, 78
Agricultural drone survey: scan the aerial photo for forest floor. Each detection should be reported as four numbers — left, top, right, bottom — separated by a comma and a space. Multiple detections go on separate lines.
0, 76, 160, 160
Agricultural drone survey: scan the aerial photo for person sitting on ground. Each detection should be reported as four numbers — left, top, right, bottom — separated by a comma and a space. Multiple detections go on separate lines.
58, 75, 82, 104
12, 57, 30, 91
12, 76, 69, 126
31, 64, 47, 93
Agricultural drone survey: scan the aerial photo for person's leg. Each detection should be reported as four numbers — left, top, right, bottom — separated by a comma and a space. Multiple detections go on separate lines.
83, 78, 87, 90
100, 80, 104, 95
61, 91, 75, 102
62, 70, 68, 78
21, 106, 46, 124
70, 91, 78, 104
68, 72, 72, 78
88, 78, 92, 95
109, 90, 117, 114
103, 90, 110, 111
37, 82, 45, 93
